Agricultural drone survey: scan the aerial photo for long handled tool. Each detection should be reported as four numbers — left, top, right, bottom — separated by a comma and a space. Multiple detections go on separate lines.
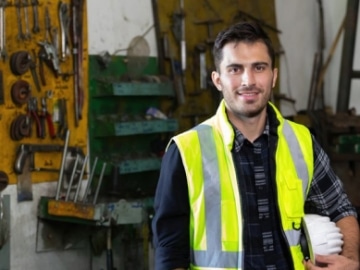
71, 0, 85, 127
55, 130, 70, 200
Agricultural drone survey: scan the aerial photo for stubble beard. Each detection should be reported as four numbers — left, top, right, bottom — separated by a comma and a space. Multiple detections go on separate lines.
233, 86, 270, 119
234, 102, 266, 118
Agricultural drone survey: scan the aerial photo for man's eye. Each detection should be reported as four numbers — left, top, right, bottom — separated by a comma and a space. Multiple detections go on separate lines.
230, 67, 240, 73
255, 65, 265, 71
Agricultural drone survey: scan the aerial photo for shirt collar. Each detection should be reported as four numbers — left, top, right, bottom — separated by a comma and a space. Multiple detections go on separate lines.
233, 104, 279, 151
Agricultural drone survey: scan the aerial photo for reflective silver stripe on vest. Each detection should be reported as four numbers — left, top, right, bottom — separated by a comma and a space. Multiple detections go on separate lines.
281, 120, 310, 247
282, 121, 309, 197
192, 125, 241, 268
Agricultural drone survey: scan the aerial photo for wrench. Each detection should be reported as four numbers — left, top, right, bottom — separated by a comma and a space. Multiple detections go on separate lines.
15, 0, 25, 40
44, 6, 52, 42
52, 27, 59, 56
0, 0, 7, 61
31, 0, 40, 33
59, 1, 70, 61
22, 0, 31, 39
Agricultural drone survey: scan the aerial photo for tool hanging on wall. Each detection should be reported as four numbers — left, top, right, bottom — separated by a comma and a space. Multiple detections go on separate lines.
26, 97, 42, 137
57, 98, 69, 140
39, 97, 56, 139
10, 51, 31, 75
163, 32, 185, 107
10, 114, 29, 140
0, 71, 4, 105
31, 0, 40, 33
38, 41, 61, 82
12, 100, 40, 140
14, 143, 85, 174
44, 6, 52, 42
151, 0, 165, 74
15, 0, 25, 41
22, 0, 32, 40
59, 1, 71, 61
194, 43, 207, 91
0, 0, 7, 61
172, 0, 186, 73
10, 50, 42, 92
11, 79, 31, 106
71, 0, 85, 127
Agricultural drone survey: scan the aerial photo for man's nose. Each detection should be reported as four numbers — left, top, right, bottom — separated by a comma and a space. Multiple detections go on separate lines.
241, 69, 255, 86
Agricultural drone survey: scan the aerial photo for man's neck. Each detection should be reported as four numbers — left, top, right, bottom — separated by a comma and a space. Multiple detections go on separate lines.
229, 111, 267, 143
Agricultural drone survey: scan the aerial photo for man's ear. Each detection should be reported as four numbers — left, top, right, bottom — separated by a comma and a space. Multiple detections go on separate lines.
272, 68, 278, 88
211, 71, 222, 91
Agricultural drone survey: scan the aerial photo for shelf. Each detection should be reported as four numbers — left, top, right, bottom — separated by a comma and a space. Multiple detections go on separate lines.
38, 196, 143, 226
94, 118, 178, 137
329, 152, 360, 162
118, 157, 162, 174
94, 81, 175, 97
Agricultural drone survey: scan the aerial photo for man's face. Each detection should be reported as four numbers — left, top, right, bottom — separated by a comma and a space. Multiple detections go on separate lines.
212, 41, 278, 120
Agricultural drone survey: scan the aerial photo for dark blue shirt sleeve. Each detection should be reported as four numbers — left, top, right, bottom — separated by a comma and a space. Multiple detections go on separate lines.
152, 142, 190, 270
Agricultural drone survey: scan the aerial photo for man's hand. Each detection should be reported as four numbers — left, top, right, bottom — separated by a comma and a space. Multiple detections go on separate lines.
304, 254, 359, 269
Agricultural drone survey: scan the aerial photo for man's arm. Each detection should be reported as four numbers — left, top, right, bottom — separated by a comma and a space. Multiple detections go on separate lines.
304, 254, 359, 270
152, 143, 190, 270
336, 215, 359, 261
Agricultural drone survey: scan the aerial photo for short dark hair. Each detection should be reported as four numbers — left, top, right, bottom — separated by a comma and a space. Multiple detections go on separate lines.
212, 21, 276, 71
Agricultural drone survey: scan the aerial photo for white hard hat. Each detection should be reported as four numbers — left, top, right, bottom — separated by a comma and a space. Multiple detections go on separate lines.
302, 214, 343, 261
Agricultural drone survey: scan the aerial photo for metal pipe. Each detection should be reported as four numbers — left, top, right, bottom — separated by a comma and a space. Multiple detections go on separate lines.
55, 129, 70, 200
74, 155, 88, 202
82, 156, 98, 203
93, 162, 107, 205
65, 154, 80, 201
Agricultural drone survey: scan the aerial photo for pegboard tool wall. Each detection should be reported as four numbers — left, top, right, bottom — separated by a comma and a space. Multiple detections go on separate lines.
156, 0, 281, 133
0, 0, 88, 185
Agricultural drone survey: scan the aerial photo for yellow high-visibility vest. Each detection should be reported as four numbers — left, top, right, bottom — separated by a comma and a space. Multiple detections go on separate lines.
171, 100, 314, 270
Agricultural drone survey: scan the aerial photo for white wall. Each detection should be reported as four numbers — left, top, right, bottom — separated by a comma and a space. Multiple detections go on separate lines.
87, 0, 157, 57
2, 0, 360, 269
276, 0, 360, 116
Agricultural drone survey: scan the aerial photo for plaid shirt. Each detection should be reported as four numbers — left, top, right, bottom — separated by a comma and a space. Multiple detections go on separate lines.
232, 114, 290, 269
152, 104, 357, 270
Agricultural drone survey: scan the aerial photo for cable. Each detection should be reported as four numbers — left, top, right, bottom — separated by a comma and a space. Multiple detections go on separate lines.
112, 24, 154, 55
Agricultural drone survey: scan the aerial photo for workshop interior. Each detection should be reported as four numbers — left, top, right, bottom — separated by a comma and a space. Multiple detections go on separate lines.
0, 0, 359, 269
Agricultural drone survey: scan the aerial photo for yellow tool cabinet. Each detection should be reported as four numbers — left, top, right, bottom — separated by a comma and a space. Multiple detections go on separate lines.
0, 0, 88, 185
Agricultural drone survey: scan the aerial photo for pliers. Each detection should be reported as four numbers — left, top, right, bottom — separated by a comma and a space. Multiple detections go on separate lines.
27, 97, 42, 138
39, 97, 56, 139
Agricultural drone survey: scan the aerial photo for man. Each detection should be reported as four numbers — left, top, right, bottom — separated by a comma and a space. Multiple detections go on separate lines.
152, 21, 359, 269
